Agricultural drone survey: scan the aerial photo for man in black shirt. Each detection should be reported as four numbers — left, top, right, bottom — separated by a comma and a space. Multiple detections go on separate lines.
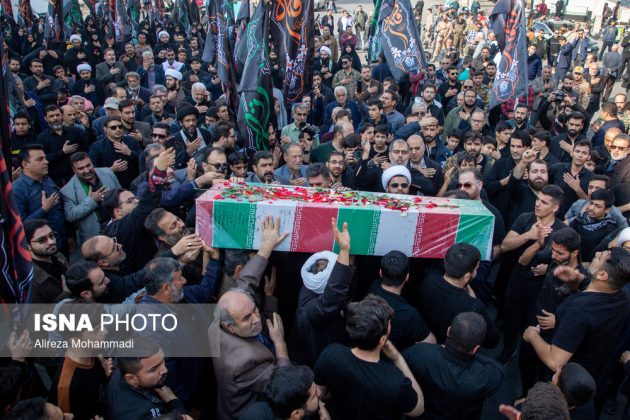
417, 243, 500, 348
240, 365, 327, 420
549, 139, 593, 217
506, 154, 549, 229
314, 295, 424, 419
569, 189, 619, 262
437, 66, 462, 107
549, 111, 587, 162
368, 251, 436, 350
37, 105, 89, 187
524, 247, 630, 405
403, 312, 505, 420
498, 184, 568, 364
484, 130, 529, 216
518, 228, 589, 392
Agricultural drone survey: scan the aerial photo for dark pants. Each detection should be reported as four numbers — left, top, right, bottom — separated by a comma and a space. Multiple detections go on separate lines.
502, 284, 536, 354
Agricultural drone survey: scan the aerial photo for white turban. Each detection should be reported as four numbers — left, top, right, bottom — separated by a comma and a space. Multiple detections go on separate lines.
381, 165, 412, 191
319, 46, 332, 56
69, 34, 82, 43
158, 31, 170, 39
165, 68, 182, 81
618, 227, 630, 247
301, 251, 338, 295
76, 63, 92, 74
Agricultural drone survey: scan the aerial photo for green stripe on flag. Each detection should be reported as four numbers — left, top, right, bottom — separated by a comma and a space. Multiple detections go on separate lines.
212, 201, 257, 249
455, 213, 495, 259
334, 206, 381, 255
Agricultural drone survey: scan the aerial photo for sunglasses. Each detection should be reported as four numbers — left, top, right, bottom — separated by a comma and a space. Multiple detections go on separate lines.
390, 183, 409, 189
107, 124, 123, 130
152, 133, 167, 139
457, 182, 477, 188
611, 145, 627, 151
208, 162, 228, 172
30, 231, 57, 244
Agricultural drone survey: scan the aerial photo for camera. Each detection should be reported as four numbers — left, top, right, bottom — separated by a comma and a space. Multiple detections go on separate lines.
551, 91, 565, 102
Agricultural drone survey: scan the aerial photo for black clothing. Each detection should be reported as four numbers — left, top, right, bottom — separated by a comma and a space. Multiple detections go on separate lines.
369, 280, 432, 350
549, 162, 593, 218
553, 289, 630, 392
549, 133, 588, 163
403, 343, 505, 420
102, 176, 161, 273
50, 357, 107, 419
417, 270, 500, 348
313, 343, 418, 420
295, 262, 355, 367
505, 175, 539, 229
89, 137, 142, 189
106, 370, 186, 419
238, 402, 275, 420
483, 154, 516, 216
37, 126, 90, 187
100, 268, 146, 303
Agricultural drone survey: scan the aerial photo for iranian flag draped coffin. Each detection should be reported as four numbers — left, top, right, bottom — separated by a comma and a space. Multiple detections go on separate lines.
196, 183, 495, 260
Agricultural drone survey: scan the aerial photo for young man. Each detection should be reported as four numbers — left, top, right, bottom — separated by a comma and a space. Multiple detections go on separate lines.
549, 140, 593, 217
368, 251, 436, 350
524, 247, 630, 404
314, 294, 425, 419
516, 228, 590, 392
403, 312, 505, 419
569, 189, 619, 262
498, 185, 568, 364
417, 243, 500, 348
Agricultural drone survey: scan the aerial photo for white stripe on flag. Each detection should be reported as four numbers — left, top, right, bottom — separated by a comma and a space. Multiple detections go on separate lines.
373, 209, 420, 256
251, 201, 298, 252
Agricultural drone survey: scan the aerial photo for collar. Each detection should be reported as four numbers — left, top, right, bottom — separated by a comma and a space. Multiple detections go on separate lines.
180, 128, 202, 143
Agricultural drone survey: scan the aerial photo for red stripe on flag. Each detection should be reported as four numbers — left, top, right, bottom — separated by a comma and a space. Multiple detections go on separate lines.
291, 203, 338, 253
196, 199, 214, 247
412, 213, 460, 258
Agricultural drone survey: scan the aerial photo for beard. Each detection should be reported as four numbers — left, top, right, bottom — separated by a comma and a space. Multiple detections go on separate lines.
529, 178, 546, 191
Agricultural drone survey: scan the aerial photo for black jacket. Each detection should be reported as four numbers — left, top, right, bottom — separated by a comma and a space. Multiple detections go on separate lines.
89, 136, 142, 188
101, 267, 146, 303
106, 370, 186, 420
102, 175, 162, 273
37, 126, 90, 186
295, 262, 355, 367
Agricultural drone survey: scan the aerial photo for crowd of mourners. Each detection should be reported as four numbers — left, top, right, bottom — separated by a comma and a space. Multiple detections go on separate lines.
4, 0, 630, 419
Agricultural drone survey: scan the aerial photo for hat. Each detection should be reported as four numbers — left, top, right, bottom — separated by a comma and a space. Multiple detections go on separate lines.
573, 66, 584, 73
165, 68, 183, 81
301, 251, 338, 295
319, 46, 332, 56
190, 56, 201, 63
158, 30, 170, 39
103, 97, 120, 110
419, 116, 439, 127
381, 165, 412, 191
76, 63, 92, 74
69, 34, 82, 43
618, 227, 630, 247
177, 105, 199, 121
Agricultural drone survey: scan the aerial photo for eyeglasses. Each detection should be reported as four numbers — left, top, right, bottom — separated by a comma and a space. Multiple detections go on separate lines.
118, 196, 138, 207
390, 183, 409, 189
100, 237, 119, 258
152, 133, 167, 139
30, 231, 57, 244
107, 125, 123, 130
457, 182, 478, 188
611, 145, 627, 151
207, 162, 228, 172
328, 159, 344, 165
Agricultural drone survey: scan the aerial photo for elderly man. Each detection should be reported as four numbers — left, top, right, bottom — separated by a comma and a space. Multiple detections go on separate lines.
125, 72, 151, 104
137, 51, 166, 89
275, 143, 308, 186
281, 103, 314, 144
211, 216, 292, 419
355, 139, 410, 192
